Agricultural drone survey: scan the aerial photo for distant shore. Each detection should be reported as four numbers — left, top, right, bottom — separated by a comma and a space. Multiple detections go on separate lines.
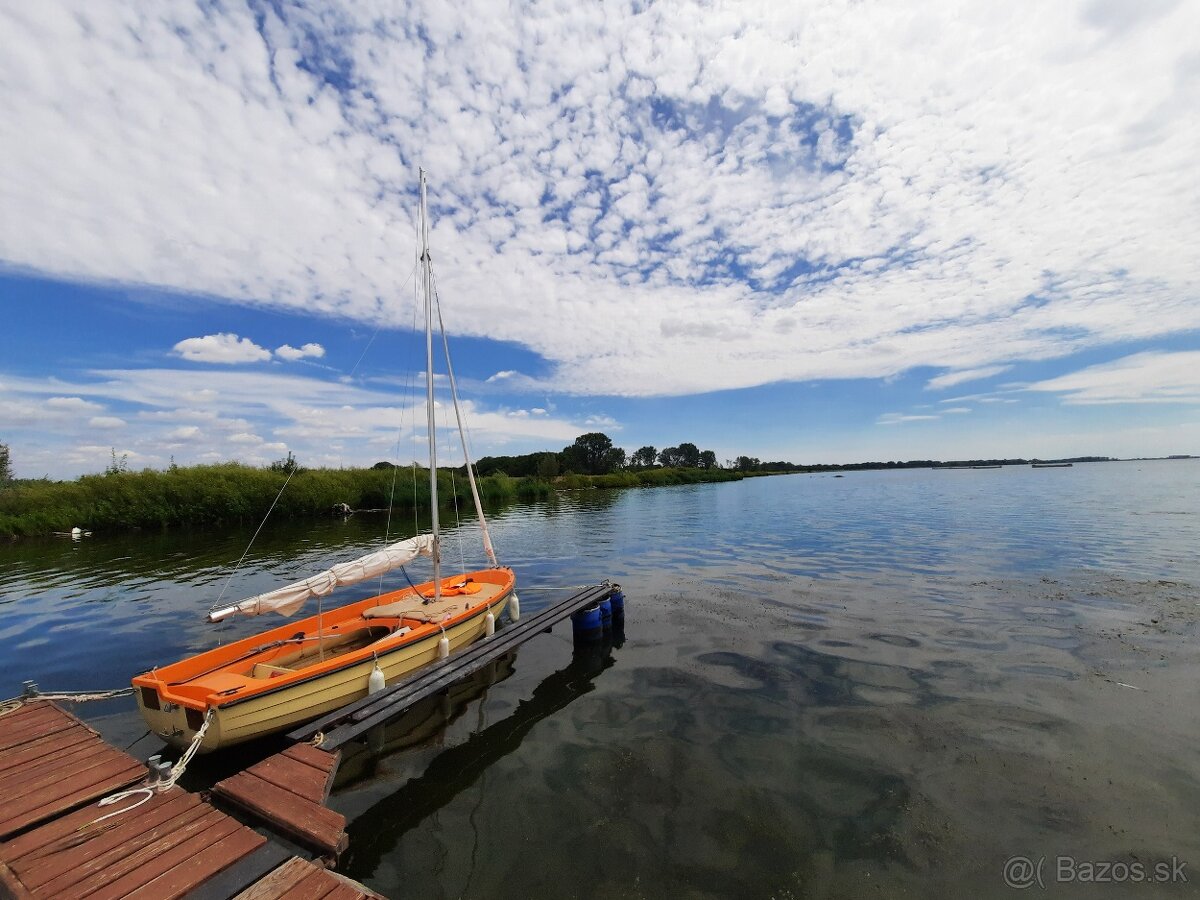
0, 462, 744, 538
2, 455, 1193, 539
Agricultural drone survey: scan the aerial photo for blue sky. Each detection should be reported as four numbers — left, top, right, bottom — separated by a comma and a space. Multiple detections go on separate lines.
2, 1, 1198, 479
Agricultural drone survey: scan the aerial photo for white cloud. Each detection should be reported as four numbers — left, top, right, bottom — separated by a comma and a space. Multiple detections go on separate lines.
46, 396, 103, 413
0, 1, 1197, 399
0, 367, 590, 478
942, 407, 972, 414
878, 412, 940, 425
88, 416, 126, 428
174, 333, 271, 364
926, 366, 1013, 391
487, 371, 517, 382
276, 342, 326, 361
1025, 351, 1200, 405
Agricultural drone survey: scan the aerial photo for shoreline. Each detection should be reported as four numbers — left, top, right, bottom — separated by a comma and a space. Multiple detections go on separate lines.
0, 462, 746, 539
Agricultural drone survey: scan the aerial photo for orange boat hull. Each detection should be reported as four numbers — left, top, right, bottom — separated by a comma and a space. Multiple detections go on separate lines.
132, 567, 514, 751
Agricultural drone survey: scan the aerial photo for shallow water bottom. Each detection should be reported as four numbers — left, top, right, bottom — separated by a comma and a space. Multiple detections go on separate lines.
318, 569, 1200, 899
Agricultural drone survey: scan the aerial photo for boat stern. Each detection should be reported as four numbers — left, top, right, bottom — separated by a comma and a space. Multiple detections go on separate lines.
132, 674, 222, 752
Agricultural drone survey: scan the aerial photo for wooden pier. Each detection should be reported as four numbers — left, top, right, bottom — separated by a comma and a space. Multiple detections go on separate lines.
288, 582, 617, 749
0, 581, 619, 898
0, 702, 376, 899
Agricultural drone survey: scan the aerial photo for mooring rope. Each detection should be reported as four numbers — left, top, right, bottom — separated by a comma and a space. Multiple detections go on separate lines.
0, 686, 134, 717
83, 707, 216, 828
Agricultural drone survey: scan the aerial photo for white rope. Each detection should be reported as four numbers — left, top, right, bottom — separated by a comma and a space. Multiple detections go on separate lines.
83, 708, 216, 828
0, 687, 134, 716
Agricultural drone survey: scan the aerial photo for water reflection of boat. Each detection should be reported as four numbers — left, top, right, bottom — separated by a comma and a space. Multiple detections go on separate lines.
336, 651, 518, 787
338, 632, 621, 873
132, 171, 516, 752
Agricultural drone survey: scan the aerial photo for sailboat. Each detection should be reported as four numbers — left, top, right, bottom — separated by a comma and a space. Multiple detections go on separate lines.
132, 171, 516, 752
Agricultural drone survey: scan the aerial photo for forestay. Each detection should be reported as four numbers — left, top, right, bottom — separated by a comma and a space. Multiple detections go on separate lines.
208, 534, 435, 622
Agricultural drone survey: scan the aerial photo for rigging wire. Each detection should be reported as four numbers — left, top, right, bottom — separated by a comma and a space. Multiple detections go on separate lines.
347, 260, 419, 381
428, 263, 499, 564
211, 466, 297, 611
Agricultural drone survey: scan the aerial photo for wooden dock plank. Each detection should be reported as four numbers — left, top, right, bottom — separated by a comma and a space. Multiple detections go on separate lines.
176, 840, 292, 900
18, 799, 212, 890
280, 744, 340, 801
0, 861, 35, 900
229, 856, 313, 900
1, 741, 124, 801
0, 702, 148, 841
213, 771, 346, 858
0, 702, 59, 729
229, 857, 380, 900
120, 824, 267, 900
0, 701, 371, 900
241, 754, 329, 804
0, 789, 196, 865
0, 714, 75, 753
31, 807, 226, 897
0, 757, 145, 839
0, 728, 95, 775
286, 868, 342, 900
78, 815, 247, 900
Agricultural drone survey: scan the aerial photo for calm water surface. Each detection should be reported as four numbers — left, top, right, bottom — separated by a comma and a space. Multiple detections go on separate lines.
2, 460, 1200, 898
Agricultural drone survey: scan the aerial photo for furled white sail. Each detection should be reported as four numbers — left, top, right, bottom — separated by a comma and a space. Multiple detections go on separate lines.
208, 534, 435, 622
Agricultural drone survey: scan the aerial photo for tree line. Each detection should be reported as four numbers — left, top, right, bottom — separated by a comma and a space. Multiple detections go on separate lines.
473, 433, 727, 478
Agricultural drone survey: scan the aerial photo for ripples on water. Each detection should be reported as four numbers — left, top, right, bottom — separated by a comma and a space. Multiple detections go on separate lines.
2, 460, 1199, 897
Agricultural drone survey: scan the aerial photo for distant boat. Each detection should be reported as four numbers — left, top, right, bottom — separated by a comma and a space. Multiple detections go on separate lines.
1031, 462, 1073, 468
132, 171, 515, 752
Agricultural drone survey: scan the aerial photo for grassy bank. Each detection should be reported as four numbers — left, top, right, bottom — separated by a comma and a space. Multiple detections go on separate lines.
0, 463, 742, 538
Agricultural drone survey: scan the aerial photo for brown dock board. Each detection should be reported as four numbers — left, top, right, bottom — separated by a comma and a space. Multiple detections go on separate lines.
212, 769, 347, 859
0, 782, 269, 899
0, 703, 387, 898
232, 856, 383, 900
279, 744, 341, 802
0, 701, 145, 840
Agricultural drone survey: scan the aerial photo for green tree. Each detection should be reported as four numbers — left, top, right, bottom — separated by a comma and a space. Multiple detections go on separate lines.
631, 446, 657, 468
561, 433, 623, 475
699, 450, 718, 469
734, 455, 760, 472
0, 442, 11, 485
269, 450, 300, 474
105, 448, 129, 476
676, 442, 701, 467
535, 452, 559, 478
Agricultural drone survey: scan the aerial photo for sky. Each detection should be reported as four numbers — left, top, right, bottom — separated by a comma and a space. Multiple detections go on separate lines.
1, 0, 1198, 479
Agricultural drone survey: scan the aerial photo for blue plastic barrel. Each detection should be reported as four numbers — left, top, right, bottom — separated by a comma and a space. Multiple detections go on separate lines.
598, 597, 613, 631
609, 588, 625, 617
571, 604, 604, 643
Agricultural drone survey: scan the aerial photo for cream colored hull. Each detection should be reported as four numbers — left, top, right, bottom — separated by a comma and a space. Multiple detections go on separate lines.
138, 595, 507, 752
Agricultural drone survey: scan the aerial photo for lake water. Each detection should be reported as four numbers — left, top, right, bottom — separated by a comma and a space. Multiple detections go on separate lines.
2, 460, 1199, 897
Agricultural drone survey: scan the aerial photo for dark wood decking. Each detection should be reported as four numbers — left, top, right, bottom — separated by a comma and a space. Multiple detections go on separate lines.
212, 744, 346, 859
0, 785, 267, 898
230, 856, 383, 900
0, 701, 146, 842
0, 703, 373, 899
